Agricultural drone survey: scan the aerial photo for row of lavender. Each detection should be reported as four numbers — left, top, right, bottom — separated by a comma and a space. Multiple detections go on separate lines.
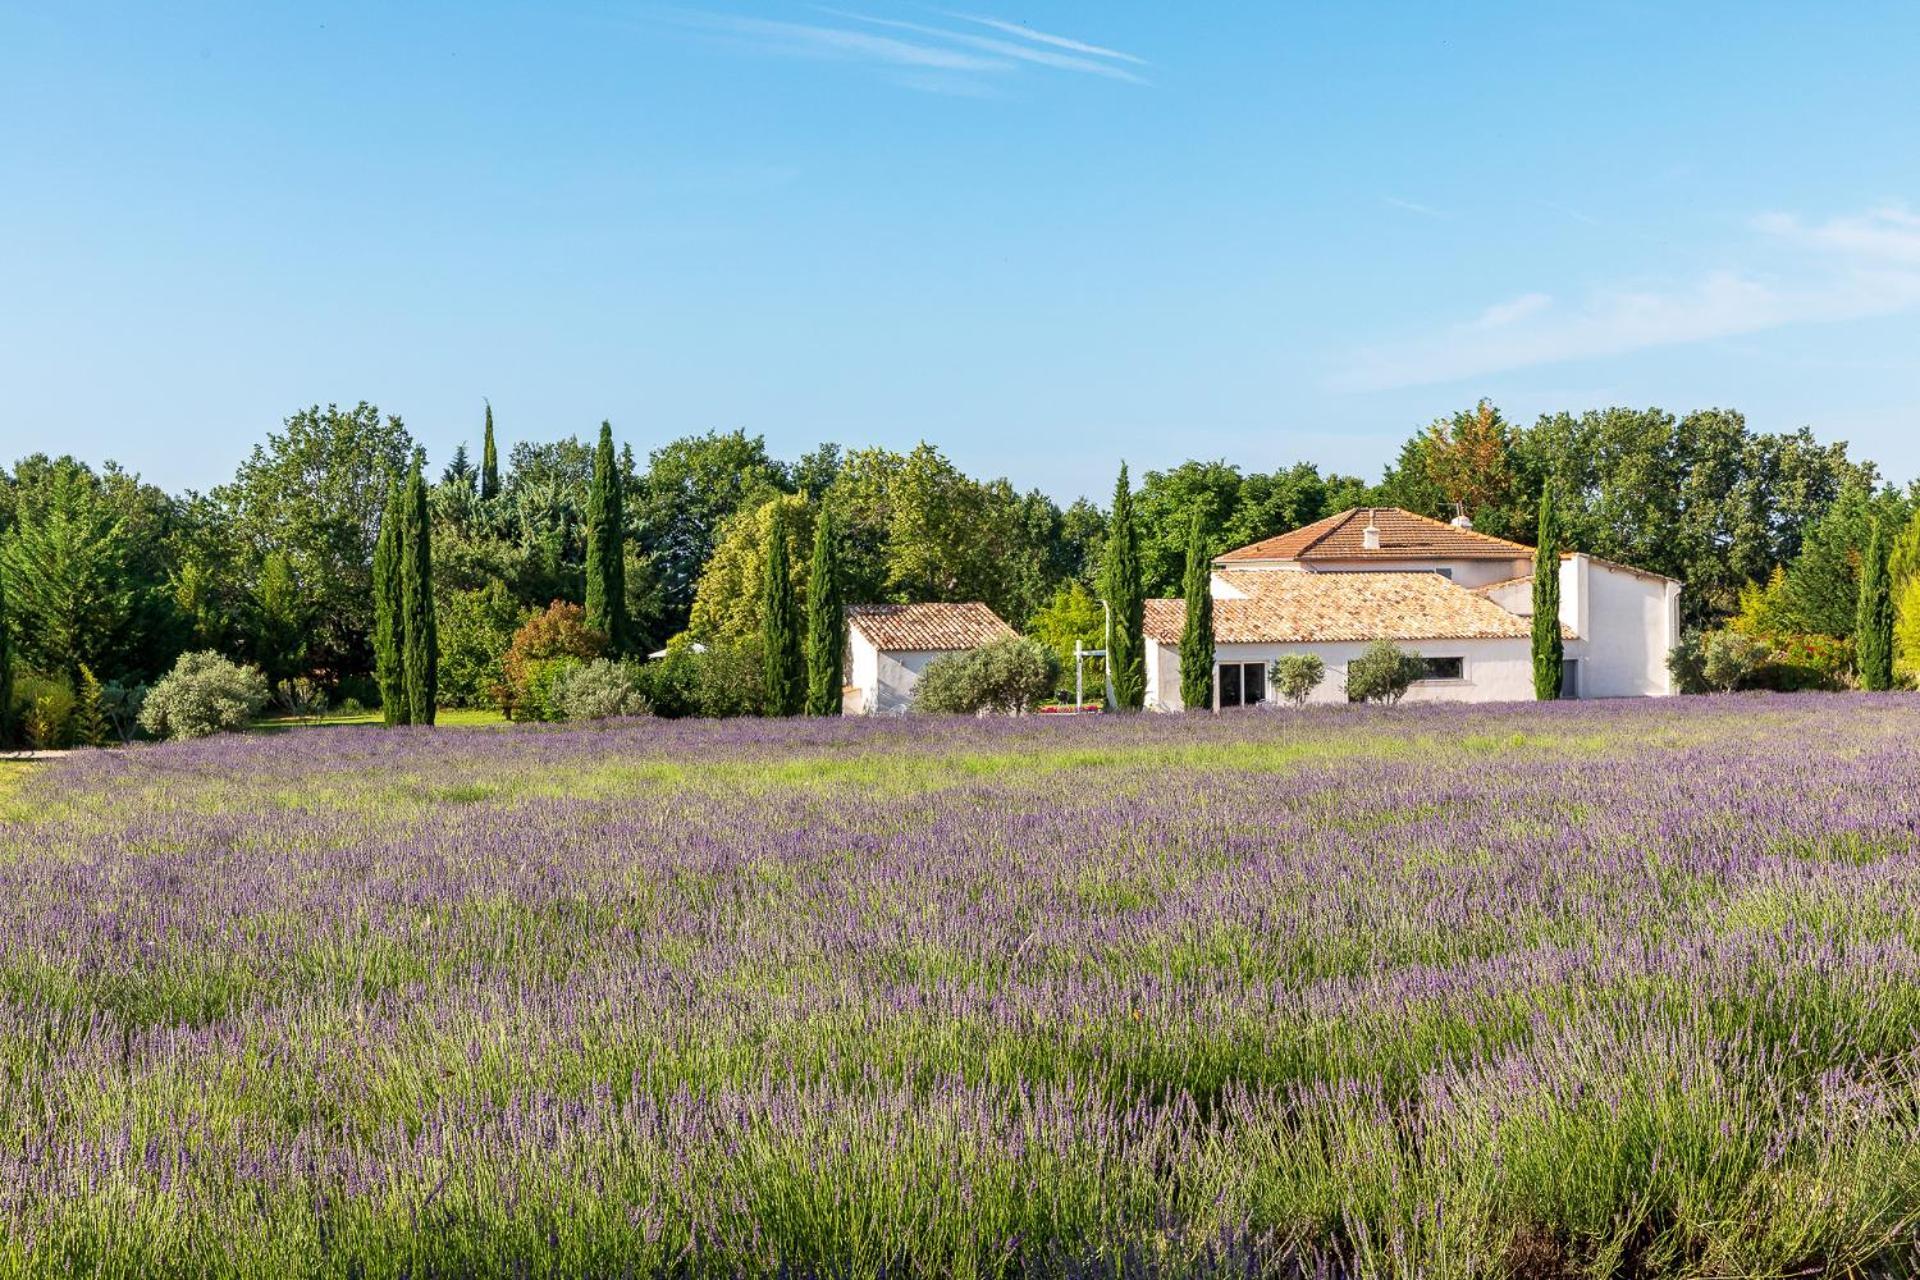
4, 697, 1920, 1275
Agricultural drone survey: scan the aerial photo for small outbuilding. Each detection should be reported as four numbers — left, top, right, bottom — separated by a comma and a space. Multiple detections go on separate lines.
844, 602, 1016, 715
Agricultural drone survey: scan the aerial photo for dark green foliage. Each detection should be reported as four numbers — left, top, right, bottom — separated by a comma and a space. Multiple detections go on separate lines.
1667, 630, 1709, 694
72, 664, 109, 748
761, 508, 805, 716
0, 558, 11, 745
480, 402, 499, 501
1100, 464, 1146, 710
911, 637, 1059, 714
1178, 513, 1214, 711
1346, 640, 1426, 704
400, 459, 437, 725
585, 422, 630, 655
213, 403, 413, 683
372, 478, 408, 725
805, 506, 845, 716
1532, 484, 1564, 700
1856, 519, 1894, 691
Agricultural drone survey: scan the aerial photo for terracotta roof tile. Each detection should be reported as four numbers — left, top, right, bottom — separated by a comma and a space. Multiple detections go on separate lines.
847, 602, 1015, 651
1145, 570, 1564, 644
1215, 507, 1536, 564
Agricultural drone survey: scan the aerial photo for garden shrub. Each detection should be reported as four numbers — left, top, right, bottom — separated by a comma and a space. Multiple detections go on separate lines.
1701, 630, 1772, 692
1752, 633, 1853, 692
138, 651, 270, 740
1272, 653, 1327, 706
72, 665, 109, 747
692, 639, 767, 718
1667, 630, 1709, 694
273, 677, 328, 722
496, 601, 606, 721
13, 672, 75, 749
914, 638, 1059, 715
552, 658, 650, 721
439, 582, 524, 710
100, 679, 148, 744
1344, 641, 1426, 704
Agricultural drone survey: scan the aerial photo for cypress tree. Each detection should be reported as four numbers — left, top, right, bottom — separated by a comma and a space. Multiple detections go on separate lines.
1531, 483, 1564, 700
584, 421, 630, 655
400, 455, 437, 725
373, 475, 409, 725
1178, 512, 1215, 711
761, 508, 805, 716
1857, 518, 1895, 691
804, 506, 845, 716
480, 401, 499, 501
1100, 463, 1146, 710
0, 559, 13, 747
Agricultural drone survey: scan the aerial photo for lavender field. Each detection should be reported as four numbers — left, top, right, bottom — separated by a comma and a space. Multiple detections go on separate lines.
6, 696, 1920, 1276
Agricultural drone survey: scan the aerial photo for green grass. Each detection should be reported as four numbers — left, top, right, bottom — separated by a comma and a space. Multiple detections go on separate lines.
247, 706, 508, 733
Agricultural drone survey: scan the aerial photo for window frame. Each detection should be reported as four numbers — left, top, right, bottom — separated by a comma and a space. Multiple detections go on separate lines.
1416, 655, 1467, 683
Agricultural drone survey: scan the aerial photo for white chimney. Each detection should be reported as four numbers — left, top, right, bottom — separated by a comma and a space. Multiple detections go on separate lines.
1362, 510, 1381, 551
1450, 502, 1473, 530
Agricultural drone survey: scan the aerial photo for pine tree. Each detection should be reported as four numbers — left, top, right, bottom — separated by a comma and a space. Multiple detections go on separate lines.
805, 505, 845, 716
373, 475, 409, 725
1857, 518, 1895, 691
1178, 512, 1215, 711
761, 507, 805, 716
0, 560, 13, 747
400, 456, 437, 725
1532, 483, 1564, 700
480, 401, 500, 501
1099, 463, 1146, 710
585, 421, 630, 655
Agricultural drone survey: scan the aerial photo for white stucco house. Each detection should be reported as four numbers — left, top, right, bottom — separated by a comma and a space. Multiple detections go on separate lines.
1145, 507, 1681, 709
843, 602, 1016, 715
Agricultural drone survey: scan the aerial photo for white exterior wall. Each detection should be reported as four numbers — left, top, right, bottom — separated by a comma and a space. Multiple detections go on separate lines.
1482, 555, 1679, 697
1148, 636, 1543, 709
1573, 557, 1680, 696
843, 633, 955, 714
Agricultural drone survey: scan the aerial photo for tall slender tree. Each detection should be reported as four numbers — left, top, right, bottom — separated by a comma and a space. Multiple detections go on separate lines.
761, 506, 805, 716
1532, 483, 1564, 700
0, 559, 13, 746
372, 474, 408, 725
1100, 463, 1146, 710
1857, 518, 1895, 691
585, 420, 630, 655
1179, 512, 1215, 711
805, 505, 845, 716
400, 455, 437, 724
480, 402, 500, 501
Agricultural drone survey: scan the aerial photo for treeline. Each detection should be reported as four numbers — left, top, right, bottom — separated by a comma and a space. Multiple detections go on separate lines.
0, 397, 1906, 740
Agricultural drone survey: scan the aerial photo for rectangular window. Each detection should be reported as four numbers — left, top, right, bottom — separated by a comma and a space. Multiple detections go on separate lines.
1420, 656, 1465, 681
1433, 567, 1454, 580
1214, 662, 1266, 708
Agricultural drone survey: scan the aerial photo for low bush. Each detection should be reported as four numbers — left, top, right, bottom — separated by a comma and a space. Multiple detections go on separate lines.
496, 602, 607, 721
552, 658, 650, 721
138, 651, 271, 740
1667, 630, 1709, 694
100, 678, 148, 744
1702, 630, 1772, 692
1344, 641, 1426, 704
12, 671, 76, 749
1272, 653, 1327, 706
914, 638, 1059, 715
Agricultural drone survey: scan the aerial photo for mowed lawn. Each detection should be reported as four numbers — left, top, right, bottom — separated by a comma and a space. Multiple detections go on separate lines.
5, 696, 1920, 1276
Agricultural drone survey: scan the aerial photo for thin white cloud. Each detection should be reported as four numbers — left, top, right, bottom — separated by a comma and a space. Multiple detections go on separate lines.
666, 8, 1145, 91
818, 9, 1147, 83
942, 12, 1148, 65
1754, 205, 1920, 265
669, 11, 1012, 73
1334, 206, 1920, 392
1385, 196, 1444, 218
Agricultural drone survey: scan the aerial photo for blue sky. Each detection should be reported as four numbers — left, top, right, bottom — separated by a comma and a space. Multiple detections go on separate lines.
5, 2, 1920, 500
